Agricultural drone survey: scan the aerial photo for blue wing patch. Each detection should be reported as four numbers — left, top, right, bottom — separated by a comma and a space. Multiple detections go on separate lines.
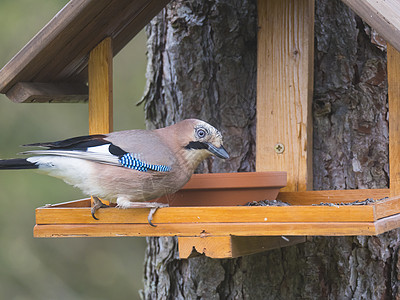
119, 153, 171, 172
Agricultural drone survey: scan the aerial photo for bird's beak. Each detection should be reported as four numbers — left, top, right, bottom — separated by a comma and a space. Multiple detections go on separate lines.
206, 143, 230, 159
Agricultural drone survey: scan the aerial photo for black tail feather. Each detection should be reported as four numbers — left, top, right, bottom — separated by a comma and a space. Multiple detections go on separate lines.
0, 159, 38, 170
23, 134, 107, 149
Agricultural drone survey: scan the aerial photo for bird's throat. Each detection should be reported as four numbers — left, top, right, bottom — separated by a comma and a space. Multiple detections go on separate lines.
181, 149, 210, 171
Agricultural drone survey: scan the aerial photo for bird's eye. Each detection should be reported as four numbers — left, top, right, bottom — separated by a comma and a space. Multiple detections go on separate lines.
196, 128, 207, 138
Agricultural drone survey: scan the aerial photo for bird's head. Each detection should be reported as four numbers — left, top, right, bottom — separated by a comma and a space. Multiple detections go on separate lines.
184, 119, 229, 159
167, 119, 229, 167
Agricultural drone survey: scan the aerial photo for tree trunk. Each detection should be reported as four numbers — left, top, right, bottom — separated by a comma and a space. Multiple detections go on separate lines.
141, 0, 399, 299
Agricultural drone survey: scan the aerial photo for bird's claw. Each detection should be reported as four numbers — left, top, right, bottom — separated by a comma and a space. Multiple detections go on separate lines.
147, 207, 158, 227
91, 198, 166, 225
91, 196, 110, 220
146, 203, 168, 227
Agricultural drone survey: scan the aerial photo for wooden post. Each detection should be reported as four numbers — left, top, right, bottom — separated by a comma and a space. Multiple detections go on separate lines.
388, 44, 400, 197
256, 0, 314, 192
88, 37, 113, 134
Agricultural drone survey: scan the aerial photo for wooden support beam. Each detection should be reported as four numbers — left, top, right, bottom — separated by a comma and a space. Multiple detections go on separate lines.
5, 82, 88, 103
178, 236, 306, 259
388, 44, 400, 197
256, 0, 314, 192
88, 37, 113, 134
178, 236, 234, 258
340, 0, 400, 52
33, 221, 381, 237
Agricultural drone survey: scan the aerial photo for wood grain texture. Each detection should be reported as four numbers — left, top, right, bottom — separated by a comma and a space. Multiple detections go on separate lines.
35, 205, 376, 225
341, 0, 400, 52
34, 188, 400, 238
75, 0, 171, 83
0, 0, 170, 100
256, 0, 314, 192
375, 213, 400, 234
178, 236, 234, 258
88, 37, 113, 134
5, 82, 88, 103
38, 0, 162, 82
0, 0, 98, 93
388, 44, 400, 197
278, 189, 389, 205
33, 221, 378, 238
45, 198, 92, 208
374, 195, 400, 219
178, 236, 306, 259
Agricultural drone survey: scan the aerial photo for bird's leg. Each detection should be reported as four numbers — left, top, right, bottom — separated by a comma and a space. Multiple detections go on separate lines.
147, 203, 168, 227
91, 196, 110, 220
117, 201, 169, 227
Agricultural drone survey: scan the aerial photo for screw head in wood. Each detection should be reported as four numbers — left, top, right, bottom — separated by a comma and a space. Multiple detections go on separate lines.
274, 143, 285, 154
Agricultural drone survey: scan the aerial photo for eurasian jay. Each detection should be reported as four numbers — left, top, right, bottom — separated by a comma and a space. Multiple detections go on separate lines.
0, 119, 229, 226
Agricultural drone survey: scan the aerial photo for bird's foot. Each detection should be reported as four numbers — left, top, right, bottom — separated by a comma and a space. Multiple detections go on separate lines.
91, 196, 110, 220
117, 201, 169, 227
147, 203, 168, 227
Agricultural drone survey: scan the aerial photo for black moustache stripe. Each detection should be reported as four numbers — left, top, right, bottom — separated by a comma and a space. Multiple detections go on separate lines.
184, 141, 208, 150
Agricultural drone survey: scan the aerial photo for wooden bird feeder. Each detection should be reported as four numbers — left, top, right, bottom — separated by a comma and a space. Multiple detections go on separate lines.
1, 0, 400, 258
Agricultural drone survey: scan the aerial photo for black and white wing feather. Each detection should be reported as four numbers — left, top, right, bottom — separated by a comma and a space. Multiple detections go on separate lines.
22, 134, 172, 172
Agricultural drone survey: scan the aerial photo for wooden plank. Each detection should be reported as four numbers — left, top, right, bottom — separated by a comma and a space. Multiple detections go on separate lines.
5, 82, 88, 103
41, 198, 91, 208
178, 236, 306, 258
388, 44, 400, 197
256, 0, 314, 192
35, 205, 376, 225
375, 214, 400, 234
0, 0, 103, 93
33, 0, 119, 82
0, 0, 171, 98
33, 222, 377, 238
373, 195, 400, 219
178, 236, 234, 259
38, 0, 146, 82
111, 0, 171, 56
278, 189, 389, 205
88, 37, 113, 134
73, 0, 172, 83
341, 0, 400, 52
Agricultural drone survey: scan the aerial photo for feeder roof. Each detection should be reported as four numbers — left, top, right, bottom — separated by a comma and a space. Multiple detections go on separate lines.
341, 0, 400, 51
0, 0, 169, 103
0, 0, 399, 103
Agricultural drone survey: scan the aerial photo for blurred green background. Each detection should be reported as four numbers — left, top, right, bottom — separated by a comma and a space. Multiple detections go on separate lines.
0, 1, 148, 299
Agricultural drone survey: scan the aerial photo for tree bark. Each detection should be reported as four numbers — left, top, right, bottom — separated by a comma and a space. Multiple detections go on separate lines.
141, 0, 399, 299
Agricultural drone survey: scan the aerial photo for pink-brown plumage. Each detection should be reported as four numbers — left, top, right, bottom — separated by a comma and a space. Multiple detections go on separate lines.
0, 119, 229, 213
